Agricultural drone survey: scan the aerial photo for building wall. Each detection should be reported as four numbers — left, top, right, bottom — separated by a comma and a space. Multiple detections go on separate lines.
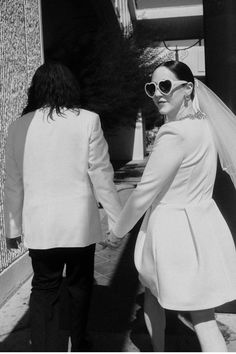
0, 0, 43, 272
110, 0, 133, 37
203, 1, 236, 313
159, 39, 205, 77
136, 0, 202, 10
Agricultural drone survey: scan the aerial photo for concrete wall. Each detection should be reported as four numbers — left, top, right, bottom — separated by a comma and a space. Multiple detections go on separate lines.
0, 0, 43, 303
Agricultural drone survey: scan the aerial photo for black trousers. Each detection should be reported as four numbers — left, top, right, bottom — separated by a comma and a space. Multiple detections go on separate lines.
29, 244, 95, 352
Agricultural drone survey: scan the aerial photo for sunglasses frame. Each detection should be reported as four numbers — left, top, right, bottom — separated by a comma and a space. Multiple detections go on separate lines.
145, 79, 188, 98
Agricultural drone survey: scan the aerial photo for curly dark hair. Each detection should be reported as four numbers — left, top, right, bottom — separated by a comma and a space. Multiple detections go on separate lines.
22, 61, 81, 119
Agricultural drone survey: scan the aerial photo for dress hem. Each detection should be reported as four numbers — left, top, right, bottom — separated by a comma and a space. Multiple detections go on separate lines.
155, 294, 236, 311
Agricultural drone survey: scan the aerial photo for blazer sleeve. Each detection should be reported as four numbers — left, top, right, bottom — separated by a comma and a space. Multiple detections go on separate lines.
113, 125, 184, 238
88, 115, 122, 229
3, 123, 24, 239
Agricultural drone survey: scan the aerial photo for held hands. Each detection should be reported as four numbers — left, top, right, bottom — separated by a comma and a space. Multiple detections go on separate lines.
104, 230, 123, 249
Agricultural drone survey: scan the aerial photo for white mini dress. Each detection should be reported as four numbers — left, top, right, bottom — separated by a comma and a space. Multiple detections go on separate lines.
113, 118, 236, 311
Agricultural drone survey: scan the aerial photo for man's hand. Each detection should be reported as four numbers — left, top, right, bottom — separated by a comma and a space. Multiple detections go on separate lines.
6, 236, 22, 250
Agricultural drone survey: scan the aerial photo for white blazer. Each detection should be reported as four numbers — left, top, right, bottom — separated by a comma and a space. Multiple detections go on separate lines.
113, 118, 236, 310
4, 108, 122, 249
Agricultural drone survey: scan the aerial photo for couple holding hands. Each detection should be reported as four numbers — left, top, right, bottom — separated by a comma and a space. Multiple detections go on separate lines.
4, 60, 236, 351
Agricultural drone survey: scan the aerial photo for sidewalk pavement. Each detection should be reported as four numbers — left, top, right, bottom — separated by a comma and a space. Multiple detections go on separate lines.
0, 159, 236, 352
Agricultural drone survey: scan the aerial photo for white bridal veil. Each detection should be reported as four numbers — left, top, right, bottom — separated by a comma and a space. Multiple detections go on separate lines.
193, 78, 236, 189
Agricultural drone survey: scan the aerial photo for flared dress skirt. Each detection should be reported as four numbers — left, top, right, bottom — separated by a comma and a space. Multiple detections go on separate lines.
134, 199, 236, 311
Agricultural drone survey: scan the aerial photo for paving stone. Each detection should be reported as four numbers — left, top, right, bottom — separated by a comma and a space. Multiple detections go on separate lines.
94, 274, 111, 287
95, 260, 118, 277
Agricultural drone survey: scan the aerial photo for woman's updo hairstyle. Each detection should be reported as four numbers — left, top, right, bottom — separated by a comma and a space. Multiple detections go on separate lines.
157, 60, 195, 100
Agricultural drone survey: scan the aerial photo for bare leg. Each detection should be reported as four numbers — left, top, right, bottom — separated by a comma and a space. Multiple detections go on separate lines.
144, 287, 166, 351
190, 309, 227, 352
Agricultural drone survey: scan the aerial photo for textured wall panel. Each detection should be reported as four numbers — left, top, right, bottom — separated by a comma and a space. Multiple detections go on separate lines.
0, 0, 43, 272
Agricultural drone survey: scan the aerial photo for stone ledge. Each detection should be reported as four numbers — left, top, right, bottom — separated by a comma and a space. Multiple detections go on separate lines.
0, 252, 32, 308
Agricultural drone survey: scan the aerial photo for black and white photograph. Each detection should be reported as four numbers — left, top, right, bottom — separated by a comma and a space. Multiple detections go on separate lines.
1, 0, 236, 352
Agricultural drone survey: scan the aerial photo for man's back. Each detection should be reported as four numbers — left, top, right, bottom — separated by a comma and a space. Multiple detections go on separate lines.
4, 108, 122, 249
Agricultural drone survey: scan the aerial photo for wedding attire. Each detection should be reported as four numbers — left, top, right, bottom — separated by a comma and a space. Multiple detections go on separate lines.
113, 112, 236, 310
4, 108, 121, 248
4, 108, 122, 350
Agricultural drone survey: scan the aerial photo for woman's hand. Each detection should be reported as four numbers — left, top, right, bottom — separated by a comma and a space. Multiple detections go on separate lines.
104, 230, 123, 249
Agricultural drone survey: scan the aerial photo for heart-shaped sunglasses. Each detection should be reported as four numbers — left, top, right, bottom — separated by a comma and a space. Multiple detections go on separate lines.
145, 79, 188, 98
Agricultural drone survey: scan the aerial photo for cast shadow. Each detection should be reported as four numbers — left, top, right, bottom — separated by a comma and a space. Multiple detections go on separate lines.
129, 293, 201, 352
0, 218, 201, 352
0, 282, 70, 352
0, 310, 32, 352
88, 217, 201, 352
87, 221, 141, 352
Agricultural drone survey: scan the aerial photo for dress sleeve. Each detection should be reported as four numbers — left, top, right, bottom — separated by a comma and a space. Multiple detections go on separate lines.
113, 125, 184, 238
4, 123, 24, 239
88, 115, 122, 229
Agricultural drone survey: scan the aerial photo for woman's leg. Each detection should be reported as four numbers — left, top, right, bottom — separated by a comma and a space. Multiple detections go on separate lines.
144, 287, 166, 352
190, 309, 227, 352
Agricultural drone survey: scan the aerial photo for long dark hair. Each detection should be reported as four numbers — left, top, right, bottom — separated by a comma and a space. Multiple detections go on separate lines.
22, 61, 81, 119
157, 60, 195, 99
